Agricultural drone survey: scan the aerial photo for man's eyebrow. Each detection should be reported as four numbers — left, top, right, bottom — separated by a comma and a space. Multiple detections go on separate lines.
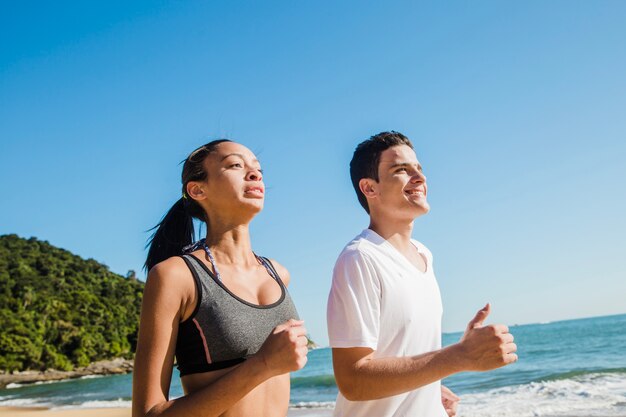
220, 153, 259, 163
388, 162, 422, 170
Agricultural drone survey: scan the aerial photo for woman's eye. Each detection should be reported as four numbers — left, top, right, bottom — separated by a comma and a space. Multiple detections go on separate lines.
230, 163, 243, 168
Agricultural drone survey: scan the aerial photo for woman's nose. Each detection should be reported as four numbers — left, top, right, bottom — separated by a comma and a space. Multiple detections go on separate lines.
247, 169, 263, 181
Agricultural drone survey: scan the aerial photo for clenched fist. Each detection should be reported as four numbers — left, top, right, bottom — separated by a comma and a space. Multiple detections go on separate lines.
255, 319, 309, 376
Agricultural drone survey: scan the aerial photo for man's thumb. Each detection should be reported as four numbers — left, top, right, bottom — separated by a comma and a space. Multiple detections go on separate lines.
467, 303, 490, 329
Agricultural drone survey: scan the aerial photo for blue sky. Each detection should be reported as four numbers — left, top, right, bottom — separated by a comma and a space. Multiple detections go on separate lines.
1, 1, 625, 345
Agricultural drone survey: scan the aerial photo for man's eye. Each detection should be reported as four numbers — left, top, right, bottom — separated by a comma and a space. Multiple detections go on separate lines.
396, 168, 407, 173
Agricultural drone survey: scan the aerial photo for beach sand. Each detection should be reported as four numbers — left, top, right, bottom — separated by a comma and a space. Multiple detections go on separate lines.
3, 407, 626, 417
0, 406, 333, 417
0, 407, 130, 417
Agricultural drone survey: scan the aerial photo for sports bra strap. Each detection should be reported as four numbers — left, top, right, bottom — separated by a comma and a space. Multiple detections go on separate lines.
258, 256, 281, 283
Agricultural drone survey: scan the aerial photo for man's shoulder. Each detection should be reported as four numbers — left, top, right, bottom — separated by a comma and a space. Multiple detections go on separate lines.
331, 232, 383, 290
336, 231, 380, 264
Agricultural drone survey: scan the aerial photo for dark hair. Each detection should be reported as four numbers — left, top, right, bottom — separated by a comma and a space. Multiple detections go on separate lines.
349, 131, 413, 213
144, 139, 232, 271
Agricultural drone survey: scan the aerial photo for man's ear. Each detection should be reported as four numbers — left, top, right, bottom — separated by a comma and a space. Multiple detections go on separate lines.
186, 181, 207, 202
359, 178, 378, 200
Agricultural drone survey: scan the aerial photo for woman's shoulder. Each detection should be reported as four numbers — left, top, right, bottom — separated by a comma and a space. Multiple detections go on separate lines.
146, 256, 195, 293
264, 257, 291, 286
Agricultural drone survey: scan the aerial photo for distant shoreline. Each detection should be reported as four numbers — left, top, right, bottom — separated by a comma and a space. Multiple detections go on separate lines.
0, 341, 327, 389
0, 358, 133, 389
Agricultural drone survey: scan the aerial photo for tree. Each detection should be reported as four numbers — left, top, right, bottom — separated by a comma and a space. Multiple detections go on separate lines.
0, 234, 145, 372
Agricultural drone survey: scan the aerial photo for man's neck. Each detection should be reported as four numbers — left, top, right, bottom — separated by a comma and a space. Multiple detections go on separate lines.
368, 215, 415, 253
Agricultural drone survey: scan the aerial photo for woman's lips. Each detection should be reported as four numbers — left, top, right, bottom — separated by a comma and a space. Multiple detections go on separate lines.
244, 187, 264, 197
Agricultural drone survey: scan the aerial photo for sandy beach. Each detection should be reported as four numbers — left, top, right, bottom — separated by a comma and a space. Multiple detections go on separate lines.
3, 407, 626, 417
0, 408, 130, 417
0, 407, 334, 417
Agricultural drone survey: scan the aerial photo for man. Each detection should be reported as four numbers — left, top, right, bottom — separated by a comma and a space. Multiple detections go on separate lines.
327, 131, 518, 417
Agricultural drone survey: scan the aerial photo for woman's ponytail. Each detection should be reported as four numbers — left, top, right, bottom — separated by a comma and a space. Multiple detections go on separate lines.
144, 139, 231, 272
144, 198, 194, 272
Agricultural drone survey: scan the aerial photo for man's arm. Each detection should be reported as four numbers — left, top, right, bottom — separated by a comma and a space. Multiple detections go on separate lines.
332, 304, 517, 401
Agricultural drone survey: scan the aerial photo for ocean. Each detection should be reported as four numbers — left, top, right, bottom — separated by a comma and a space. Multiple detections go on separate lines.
1, 314, 625, 416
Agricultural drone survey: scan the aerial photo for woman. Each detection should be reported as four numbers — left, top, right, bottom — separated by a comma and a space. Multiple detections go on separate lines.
132, 140, 308, 417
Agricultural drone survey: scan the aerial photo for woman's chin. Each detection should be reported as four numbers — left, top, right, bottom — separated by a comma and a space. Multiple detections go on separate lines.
241, 199, 264, 214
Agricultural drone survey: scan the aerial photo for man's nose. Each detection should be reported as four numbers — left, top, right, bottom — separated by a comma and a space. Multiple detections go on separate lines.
411, 170, 426, 182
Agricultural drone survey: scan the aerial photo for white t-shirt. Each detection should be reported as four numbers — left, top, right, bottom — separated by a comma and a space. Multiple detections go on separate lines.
327, 229, 447, 417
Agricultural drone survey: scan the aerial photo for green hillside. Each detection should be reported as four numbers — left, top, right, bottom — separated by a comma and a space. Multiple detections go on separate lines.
0, 234, 144, 372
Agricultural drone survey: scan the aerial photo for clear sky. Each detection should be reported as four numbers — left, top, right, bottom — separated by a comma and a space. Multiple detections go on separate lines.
2, 1, 625, 346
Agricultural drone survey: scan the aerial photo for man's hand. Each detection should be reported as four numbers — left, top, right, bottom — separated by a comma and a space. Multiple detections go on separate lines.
441, 385, 459, 417
458, 303, 518, 371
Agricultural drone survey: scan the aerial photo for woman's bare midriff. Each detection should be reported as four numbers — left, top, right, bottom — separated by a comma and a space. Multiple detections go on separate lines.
181, 364, 290, 417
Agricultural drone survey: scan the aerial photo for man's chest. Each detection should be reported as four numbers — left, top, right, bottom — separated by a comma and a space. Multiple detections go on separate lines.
376, 263, 443, 329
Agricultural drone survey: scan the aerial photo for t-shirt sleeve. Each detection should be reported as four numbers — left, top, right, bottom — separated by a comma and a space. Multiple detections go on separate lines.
327, 250, 381, 349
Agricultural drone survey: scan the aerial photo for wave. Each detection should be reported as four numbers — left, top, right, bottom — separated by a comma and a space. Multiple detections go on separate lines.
290, 401, 336, 409
0, 396, 51, 407
290, 371, 626, 415
52, 399, 132, 409
79, 375, 105, 380
534, 367, 626, 382
5, 378, 74, 389
291, 368, 626, 390
2, 370, 624, 415
291, 374, 336, 388
460, 371, 626, 417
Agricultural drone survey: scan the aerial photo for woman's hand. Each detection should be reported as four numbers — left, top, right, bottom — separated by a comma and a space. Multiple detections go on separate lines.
254, 319, 309, 376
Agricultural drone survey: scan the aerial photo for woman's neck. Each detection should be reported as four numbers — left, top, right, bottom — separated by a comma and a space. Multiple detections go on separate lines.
204, 222, 256, 266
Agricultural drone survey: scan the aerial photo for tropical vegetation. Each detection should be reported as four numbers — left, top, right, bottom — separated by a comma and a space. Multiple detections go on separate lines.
0, 234, 144, 372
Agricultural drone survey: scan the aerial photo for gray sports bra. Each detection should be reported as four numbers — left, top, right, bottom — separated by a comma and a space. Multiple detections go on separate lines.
175, 253, 300, 376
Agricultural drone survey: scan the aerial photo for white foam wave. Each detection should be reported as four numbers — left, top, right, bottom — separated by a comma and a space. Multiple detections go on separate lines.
3, 371, 625, 415
51, 399, 132, 410
459, 372, 626, 416
290, 401, 336, 409
6, 378, 74, 388
0, 397, 51, 407
33, 378, 72, 386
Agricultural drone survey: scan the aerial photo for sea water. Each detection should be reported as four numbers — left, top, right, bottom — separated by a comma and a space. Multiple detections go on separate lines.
2, 314, 625, 416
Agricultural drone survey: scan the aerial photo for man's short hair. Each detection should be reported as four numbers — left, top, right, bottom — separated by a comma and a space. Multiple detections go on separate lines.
350, 131, 414, 213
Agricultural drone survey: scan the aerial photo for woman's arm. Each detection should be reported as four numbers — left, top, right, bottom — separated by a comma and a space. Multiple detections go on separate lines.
132, 258, 308, 417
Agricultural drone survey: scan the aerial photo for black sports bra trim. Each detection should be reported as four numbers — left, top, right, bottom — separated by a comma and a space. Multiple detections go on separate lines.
178, 256, 203, 324
186, 253, 287, 309
178, 358, 246, 376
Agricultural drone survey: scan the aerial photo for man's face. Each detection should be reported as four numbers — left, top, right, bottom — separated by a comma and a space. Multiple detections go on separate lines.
370, 144, 429, 219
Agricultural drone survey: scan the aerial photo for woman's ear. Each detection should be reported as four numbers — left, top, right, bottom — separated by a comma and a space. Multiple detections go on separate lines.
186, 181, 207, 202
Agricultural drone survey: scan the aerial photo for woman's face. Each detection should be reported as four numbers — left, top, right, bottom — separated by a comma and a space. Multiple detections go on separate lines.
189, 142, 265, 221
